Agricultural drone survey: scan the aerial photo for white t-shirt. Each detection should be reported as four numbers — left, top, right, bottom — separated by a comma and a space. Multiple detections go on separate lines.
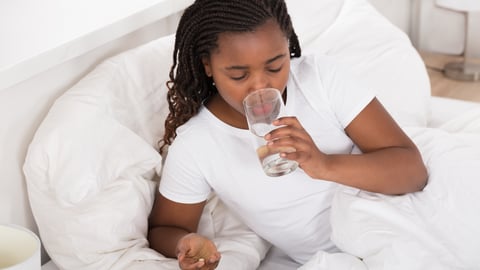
159, 54, 375, 264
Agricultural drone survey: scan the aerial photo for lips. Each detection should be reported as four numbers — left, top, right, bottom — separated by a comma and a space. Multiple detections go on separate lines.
251, 103, 273, 116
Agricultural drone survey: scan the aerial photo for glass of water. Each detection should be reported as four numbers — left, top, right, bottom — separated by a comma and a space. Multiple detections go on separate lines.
243, 88, 298, 177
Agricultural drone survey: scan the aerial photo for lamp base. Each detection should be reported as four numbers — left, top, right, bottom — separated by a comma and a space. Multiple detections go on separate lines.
443, 61, 480, 82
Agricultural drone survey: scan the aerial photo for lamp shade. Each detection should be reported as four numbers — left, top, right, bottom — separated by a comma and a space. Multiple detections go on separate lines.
0, 224, 41, 270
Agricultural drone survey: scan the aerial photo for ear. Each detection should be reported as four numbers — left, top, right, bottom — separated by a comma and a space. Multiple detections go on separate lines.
202, 57, 212, 77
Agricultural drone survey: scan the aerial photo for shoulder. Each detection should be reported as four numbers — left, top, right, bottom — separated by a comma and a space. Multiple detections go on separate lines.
167, 108, 214, 153
288, 54, 342, 101
290, 53, 368, 94
176, 107, 212, 136
290, 54, 346, 80
289, 54, 375, 126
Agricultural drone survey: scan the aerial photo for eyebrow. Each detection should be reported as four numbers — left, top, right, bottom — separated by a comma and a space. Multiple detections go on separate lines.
225, 53, 286, 70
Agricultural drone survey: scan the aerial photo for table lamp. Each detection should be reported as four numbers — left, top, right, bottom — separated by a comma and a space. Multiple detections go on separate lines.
436, 0, 480, 81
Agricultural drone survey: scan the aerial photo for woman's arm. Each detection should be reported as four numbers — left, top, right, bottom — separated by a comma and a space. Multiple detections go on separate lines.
268, 98, 428, 195
148, 191, 204, 257
148, 191, 220, 268
328, 98, 427, 194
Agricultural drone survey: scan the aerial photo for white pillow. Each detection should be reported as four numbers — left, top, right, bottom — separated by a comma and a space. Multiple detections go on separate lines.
285, 0, 344, 46
288, 0, 431, 127
23, 34, 269, 270
23, 35, 172, 270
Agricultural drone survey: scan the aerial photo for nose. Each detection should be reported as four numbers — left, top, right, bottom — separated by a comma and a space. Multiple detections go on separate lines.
249, 72, 271, 92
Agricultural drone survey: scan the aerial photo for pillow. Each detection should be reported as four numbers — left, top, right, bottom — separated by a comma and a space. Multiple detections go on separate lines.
285, 0, 344, 46
23, 34, 269, 270
288, 0, 431, 127
23, 35, 173, 270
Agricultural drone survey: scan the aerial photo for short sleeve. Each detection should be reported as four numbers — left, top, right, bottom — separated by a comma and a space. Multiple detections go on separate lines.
159, 138, 212, 204
317, 56, 376, 128
290, 55, 375, 129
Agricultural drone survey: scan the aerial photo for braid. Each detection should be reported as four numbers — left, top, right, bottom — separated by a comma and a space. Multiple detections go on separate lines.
267, 0, 301, 58
160, 0, 301, 154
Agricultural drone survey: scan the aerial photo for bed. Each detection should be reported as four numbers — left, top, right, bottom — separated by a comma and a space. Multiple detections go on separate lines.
15, 0, 480, 269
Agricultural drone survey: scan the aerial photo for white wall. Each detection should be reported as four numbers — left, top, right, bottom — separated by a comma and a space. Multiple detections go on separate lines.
368, 0, 480, 58
0, 0, 194, 90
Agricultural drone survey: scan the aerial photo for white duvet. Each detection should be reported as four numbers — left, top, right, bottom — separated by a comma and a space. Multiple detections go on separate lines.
300, 108, 480, 270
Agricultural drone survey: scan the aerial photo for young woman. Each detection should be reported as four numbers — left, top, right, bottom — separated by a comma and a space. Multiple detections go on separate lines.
148, 0, 428, 269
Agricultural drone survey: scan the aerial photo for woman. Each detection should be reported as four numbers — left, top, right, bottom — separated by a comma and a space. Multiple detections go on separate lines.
148, 0, 428, 269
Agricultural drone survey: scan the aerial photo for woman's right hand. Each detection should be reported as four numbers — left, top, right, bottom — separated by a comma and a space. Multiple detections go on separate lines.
176, 233, 221, 270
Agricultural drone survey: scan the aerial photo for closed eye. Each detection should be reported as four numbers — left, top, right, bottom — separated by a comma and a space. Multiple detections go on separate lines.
268, 66, 282, 73
231, 74, 247, 81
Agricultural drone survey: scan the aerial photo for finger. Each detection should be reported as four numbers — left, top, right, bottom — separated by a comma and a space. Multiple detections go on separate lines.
280, 150, 301, 161
179, 257, 206, 270
176, 239, 191, 257
267, 124, 308, 141
177, 252, 188, 263
266, 134, 306, 151
273, 116, 303, 128
269, 137, 318, 164
267, 141, 297, 155
207, 252, 221, 263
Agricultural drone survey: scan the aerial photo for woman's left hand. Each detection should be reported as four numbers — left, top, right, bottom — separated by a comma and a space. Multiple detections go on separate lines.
265, 116, 328, 179
176, 233, 221, 270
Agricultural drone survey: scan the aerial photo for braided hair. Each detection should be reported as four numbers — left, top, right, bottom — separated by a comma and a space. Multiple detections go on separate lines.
160, 0, 301, 153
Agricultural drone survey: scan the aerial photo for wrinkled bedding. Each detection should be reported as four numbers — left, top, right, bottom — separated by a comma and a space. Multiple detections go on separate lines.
299, 107, 480, 270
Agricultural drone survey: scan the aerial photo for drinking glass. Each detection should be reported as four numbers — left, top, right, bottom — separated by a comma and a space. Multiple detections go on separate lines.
243, 88, 298, 177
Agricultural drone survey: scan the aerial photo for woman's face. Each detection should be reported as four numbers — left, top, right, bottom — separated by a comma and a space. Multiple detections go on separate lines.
202, 19, 291, 116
